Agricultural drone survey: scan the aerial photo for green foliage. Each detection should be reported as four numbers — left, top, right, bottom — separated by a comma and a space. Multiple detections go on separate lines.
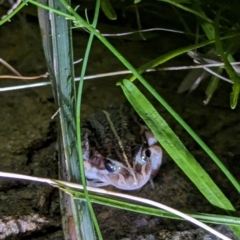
101, 0, 117, 20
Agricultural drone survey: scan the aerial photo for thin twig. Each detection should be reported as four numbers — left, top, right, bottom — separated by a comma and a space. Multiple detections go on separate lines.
0, 73, 49, 80
1, 62, 240, 92
0, 58, 22, 76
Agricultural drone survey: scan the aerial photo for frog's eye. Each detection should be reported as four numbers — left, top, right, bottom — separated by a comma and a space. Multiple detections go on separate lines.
134, 145, 151, 165
144, 149, 151, 158
105, 159, 118, 172
141, 148, 151, 163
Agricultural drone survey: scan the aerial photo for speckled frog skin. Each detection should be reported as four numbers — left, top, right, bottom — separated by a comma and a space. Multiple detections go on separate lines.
81, 106, 162, 190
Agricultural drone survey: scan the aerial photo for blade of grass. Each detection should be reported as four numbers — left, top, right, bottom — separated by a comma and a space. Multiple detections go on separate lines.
69, 191, 240, 226
119, 79, 240, 237
214, 10, 240, 109
158, 0, 213, 23
203, 71, 220, 105
192, 4, 221, 104
38, 0, 96, 238
75, 0, 102, 239
101, 0, 117, 20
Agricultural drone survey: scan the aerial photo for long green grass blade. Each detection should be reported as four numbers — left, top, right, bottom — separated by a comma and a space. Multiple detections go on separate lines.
75, 0, 102, 239
38, 0, 96, 238
67, 190, 240, 226
120, 79, 240, 237
158, 0, 213, 23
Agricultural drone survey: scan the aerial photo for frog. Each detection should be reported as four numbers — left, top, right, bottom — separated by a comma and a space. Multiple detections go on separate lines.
81, 106, 162, 190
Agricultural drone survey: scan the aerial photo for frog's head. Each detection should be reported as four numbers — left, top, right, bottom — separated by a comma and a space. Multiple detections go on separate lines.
84, 130, 162, 190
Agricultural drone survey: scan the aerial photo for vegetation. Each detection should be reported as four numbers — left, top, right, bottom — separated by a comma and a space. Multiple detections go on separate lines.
1, 0, 240, 239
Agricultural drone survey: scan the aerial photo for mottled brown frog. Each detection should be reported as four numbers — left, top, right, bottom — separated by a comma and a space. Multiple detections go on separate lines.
82, 106, 162, 190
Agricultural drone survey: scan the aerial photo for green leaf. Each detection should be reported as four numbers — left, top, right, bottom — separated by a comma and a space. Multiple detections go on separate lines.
204, 71, 221, 105
120, 79, 240, 238
101, 0, 117, 20
230, 84, 240, 109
